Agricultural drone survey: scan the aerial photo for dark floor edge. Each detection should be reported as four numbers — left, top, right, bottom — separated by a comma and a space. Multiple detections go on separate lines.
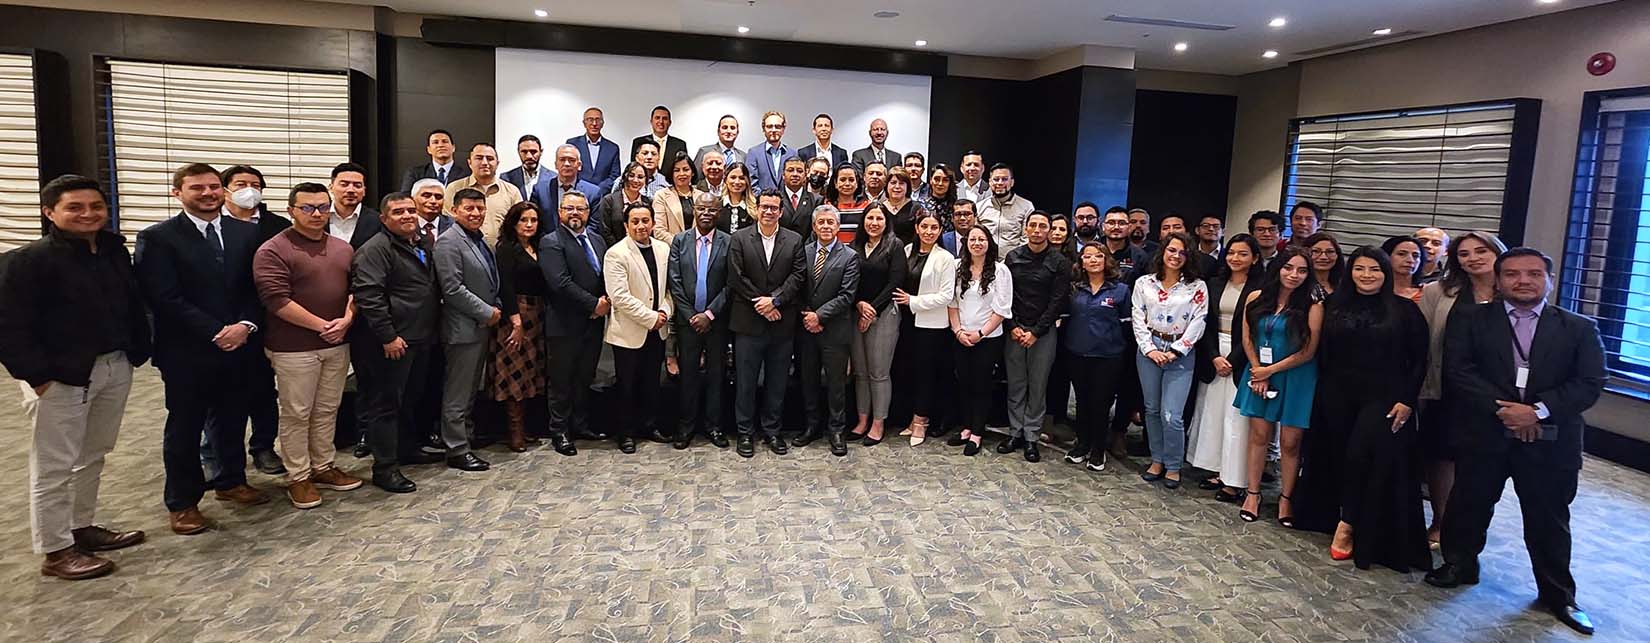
1585, 425, 1650, 475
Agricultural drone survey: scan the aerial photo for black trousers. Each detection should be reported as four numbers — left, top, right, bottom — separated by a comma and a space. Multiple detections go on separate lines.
246, 352, 278, 453
734, 332, 793, 439
1069, 352, 1125, 458
797, 332, 851, 434
1442, 444, 1580, 606
675, 324, 729, 436
1046, 341, 1072, 420
954, 335, 1003, 431
1110, 334, 1143, 434
612, 334, 666, 437
353, 340, 431, 475
897, 326, 952, 420
547, 325, 604, 437
160, 360, 250, 511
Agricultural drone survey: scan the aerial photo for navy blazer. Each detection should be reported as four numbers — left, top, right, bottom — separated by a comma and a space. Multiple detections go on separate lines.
500, 166, 543, 201
538, 227, 608, 338
667, 228, 732, 328
939, 230, 960, 256
399, 160, 469, 193
566, 135, 622, 198
134, 213, 264, 373
532, 178, 605, 239
746, 142, 793, 193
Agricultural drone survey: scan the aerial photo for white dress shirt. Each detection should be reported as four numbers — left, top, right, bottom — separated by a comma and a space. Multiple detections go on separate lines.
329, 205, 360, 244
759, 225, 779, 263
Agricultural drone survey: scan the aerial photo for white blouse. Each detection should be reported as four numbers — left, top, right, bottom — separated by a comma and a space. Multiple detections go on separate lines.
1130, 274, 1209, 356
952, 262, 1014, 338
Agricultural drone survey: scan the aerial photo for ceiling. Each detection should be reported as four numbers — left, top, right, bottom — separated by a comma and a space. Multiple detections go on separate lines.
347, 0, 1617, 75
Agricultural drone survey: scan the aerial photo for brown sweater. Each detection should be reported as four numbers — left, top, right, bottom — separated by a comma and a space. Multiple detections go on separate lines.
253, 228, 353, 352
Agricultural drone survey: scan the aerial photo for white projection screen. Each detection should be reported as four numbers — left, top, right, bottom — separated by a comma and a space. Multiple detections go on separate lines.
495, 48, 932, 169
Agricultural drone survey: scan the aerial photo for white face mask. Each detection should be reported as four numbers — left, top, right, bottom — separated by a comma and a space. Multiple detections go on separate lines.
229, 187, 263, 209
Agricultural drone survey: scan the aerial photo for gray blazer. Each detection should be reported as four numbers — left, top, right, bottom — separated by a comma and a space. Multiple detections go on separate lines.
433, 225, 501, 345
802, 240, 860, 346
693, 144, 746, 171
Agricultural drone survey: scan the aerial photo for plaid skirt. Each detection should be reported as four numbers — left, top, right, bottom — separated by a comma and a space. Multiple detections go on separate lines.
489, 295, 547, 401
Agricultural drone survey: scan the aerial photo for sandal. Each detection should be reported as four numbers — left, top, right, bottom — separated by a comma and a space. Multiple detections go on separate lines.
1198, 477, 1225, 491
1239, 489, 1261, 523
1277, 493, 1296, 529
1213, 487, 1244, 503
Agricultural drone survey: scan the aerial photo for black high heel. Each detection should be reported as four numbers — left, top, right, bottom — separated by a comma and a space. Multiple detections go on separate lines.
1239, 489, 1260, 523
1277, 493, 1296, 529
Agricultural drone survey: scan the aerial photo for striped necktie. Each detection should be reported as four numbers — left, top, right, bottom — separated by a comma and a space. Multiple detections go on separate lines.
813, 245, 828, 281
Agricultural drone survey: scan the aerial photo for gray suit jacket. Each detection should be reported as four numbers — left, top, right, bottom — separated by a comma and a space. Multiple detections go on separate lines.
433, 226, 500, 345
851, 146, 901, 171
693, 144, 746, 171
802, 240, 860, 346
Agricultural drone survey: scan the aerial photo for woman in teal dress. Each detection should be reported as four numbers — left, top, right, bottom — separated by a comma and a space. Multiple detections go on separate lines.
1235, 245, 1323, 526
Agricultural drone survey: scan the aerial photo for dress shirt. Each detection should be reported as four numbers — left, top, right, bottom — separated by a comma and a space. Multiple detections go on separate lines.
584, 137, 602, 167
954, 262, 1014, 338
785, 187, 807, 210
644, 173, 669, 201
522, 167, 542, 197
221, 205, 260, 224
328, 205, 361, 244
694, 229, 715, 318
444, 176, 524, 247
759, 225, 779, 264
434, 160, 454, 183
1130, 274, 1209, 357
957, 179, 988, 203
702, 178, 724, 197
1505, 299, 1552, 418
185, 211, 258, 331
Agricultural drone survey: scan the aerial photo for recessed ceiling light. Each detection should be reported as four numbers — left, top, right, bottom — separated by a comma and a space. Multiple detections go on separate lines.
873, 10, 900, 18
1173, 42, 1188, 52
1537, 0, 1560, 4
1269, 17, 1287, 28
1262, 50, 1279, 59
533, 9, 547, 18
1372, 28, 1393, 36
914, 40, 928, 47
737, 25, 750, 34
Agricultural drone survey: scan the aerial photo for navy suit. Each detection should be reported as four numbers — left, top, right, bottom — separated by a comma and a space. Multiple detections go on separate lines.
668, 228, 732, 437
746, 142, 793, 193
135, 213, 264, 511
539, 227, 609, 438
532, 178, 606, 238
567, 135, 622, 198
500, 166, 544, 202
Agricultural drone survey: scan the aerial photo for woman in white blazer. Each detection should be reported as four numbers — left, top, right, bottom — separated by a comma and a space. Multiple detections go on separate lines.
891, 211, 956, 446
650, 152, 703, 245
603, 202, 674, 452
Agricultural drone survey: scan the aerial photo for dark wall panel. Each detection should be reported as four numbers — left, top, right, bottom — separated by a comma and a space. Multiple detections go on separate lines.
1074, 67, 1136, 211
1126, 89, 1236, 221
389, 38, 495, 195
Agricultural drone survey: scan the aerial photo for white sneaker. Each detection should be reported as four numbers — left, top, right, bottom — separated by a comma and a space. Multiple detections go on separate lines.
1063, 452, 1087, 464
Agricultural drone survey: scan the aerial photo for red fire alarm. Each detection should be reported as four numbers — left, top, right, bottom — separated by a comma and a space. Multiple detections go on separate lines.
1588, 52, 1616, 76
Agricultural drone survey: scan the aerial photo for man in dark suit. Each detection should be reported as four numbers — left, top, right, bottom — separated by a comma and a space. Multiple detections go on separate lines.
940, 200, 977, 255
134, 163, 268, 536
728, 189, 806, 457
216, 165, 291, 476
500, 134, 545, 200
533, 144, 605, 238
667, 193, 733, 450
850, 118, 899, 171
693, 114, 745, 171
538, 191, 610, 455
630, 105, 688, 174
568, 107, 622, 199
1428, 248, 1606, 636
328, 162, 383, 250
792, 205, 858, 457
796, 113, 849, 169
777, 156, 820, 236
746, 111, 792, 193
398, 129, 470, 193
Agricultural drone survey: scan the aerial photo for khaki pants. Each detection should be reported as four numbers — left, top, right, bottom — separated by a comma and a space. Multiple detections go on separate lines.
267, 346, 350, 482
26, 352, 133, 553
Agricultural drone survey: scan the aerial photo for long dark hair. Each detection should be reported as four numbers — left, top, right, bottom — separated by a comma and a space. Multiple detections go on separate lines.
956, 224, 999, 295
824, 162, 864, 204
1048, 212, 1076, 262
928, 164, 957, 203
1151, 231, 1203, 283
1327, 247, 1411, 336
1219, 233, 1263, 281
1245, 245, 1317, 348
1439, 231, 1507, 297
499, 201, 545, 248
854, 202, 899, 251
1380, 235, 1428, 287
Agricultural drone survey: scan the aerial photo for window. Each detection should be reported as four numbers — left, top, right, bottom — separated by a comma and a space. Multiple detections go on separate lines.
1283, 99, 1540, 249
99, 59, 350, 237
0, 52, 40, 251
1562, 89, 1650, 397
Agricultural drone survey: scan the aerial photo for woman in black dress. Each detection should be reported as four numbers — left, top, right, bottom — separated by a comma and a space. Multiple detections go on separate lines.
489, 201, 550, 452
1314, 247, 1431, 572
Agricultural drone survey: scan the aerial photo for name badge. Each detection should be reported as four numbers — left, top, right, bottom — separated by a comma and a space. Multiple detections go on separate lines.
1259, 347, 1274, 365
1516, 366, 1529, 389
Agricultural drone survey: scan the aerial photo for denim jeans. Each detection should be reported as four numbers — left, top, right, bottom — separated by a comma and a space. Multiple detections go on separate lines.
1137, 351, 1194, 472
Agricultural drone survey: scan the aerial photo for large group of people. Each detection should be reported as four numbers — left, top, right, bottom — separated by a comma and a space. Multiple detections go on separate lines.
0, 106, 1608, 636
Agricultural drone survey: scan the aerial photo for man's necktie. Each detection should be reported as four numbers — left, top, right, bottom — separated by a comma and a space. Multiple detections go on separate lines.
436, 168, 447, 184
578, 234, 599, 272
790, 193, 799, 210
723, 149, 733, 165
814, 246, 828, 281
1512, 308, 1538, 396
695, 235, 710, 312
205, 221, 224, 266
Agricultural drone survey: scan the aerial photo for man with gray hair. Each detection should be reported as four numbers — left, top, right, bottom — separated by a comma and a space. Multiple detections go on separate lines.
792, 203, 857, 457
534, 144, 603, 236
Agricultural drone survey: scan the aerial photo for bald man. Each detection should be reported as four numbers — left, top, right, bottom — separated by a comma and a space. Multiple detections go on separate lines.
1416, 226, 1450, 283
851, 118, 900, 172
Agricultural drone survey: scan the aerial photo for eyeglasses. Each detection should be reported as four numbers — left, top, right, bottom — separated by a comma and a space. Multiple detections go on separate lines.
1251, 225, 1280, 234
560, 205, 589, 213
1309, 248, 1339, 257
1196, 223, 1222, 230
294, 203, 333, 215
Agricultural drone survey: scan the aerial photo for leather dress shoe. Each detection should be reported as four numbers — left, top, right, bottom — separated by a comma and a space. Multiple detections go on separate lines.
72, 525, 145, 552
792, 429, 820, 448
1024, 443, 1042, 463
169, 507, 210, 535
706, 431, 730, 448
673, 433, 693, 449
1551, 603, 1595, 635
446, 453, 490, 471
352, 436, 372, 458
645, 429, 674, 444
400, 451, 444, 465
41, 547, 114, 580
1424, 562, 1480, 588
996, 436, 1023, 454
963, 440, 982, 456
251, 450, 287, 475
766, 437, 788, 455
373, 469, 417, 493
946, 433, 969, 447
214, 484, 270, 506
617, 436, 638, 454
828, 430, 847, 457
575, 429, 610, 441
549, 433, 578, 456
736, 435, 755, 458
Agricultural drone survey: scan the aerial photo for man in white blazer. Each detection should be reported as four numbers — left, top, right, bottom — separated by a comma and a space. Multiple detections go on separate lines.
603, 202, 674, 453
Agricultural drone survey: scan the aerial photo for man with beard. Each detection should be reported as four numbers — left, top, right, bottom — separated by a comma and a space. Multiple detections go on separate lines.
502, 135, 545, 200
1127, 208, 1157, 257
1072, 202, 1102, 245
747, 111, 792, 193
539, 191, 611, 454
977, 163, 1034, 255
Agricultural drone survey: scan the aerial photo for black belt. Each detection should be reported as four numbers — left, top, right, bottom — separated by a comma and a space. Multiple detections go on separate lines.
1150, 329, 1183, 343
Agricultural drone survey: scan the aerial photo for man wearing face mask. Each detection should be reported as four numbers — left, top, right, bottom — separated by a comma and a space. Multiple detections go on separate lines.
216, 165, 290, 476
779, 156, 821, 236
977, 163, 1035, 256
806, 157, 832, 198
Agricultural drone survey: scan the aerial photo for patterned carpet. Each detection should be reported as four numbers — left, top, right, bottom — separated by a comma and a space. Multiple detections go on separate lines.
1, 368, 1647, 642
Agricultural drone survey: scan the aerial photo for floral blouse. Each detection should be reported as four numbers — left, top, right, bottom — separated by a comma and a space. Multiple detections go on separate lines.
1130, 274, 1209, 357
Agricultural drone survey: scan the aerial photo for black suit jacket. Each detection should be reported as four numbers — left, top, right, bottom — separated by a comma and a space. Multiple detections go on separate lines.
1443, 301, 1606, 470
802, 241, 860, 346
538, 228, 608, 338
797, 142, 848, 168
134, 213, 264, 374
727, 225, 806, 337
334, 208, 383, 250
399, 160, 470, 193
1195, 274, 1259, 384
248, 207, 293, 244
779, 189, 821, 237
632, 135, 688, 171
667, 228, 731, 328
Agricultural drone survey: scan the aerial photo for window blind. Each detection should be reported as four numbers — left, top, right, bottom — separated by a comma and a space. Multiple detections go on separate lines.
1284, 101, 1529, 249
101, 60, 349, 237
0, 52, 40, 251
1562, 92, 1650, 397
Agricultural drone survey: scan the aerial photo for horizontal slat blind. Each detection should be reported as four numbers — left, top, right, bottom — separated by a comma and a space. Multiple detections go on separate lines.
1561, 94, 1650, 396
1285, 103, 1518, 249
0, 53, 39, 251
104, 60, 349, 237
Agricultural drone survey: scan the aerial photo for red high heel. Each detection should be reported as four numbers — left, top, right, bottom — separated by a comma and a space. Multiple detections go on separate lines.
1329, 546, 1353, 561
